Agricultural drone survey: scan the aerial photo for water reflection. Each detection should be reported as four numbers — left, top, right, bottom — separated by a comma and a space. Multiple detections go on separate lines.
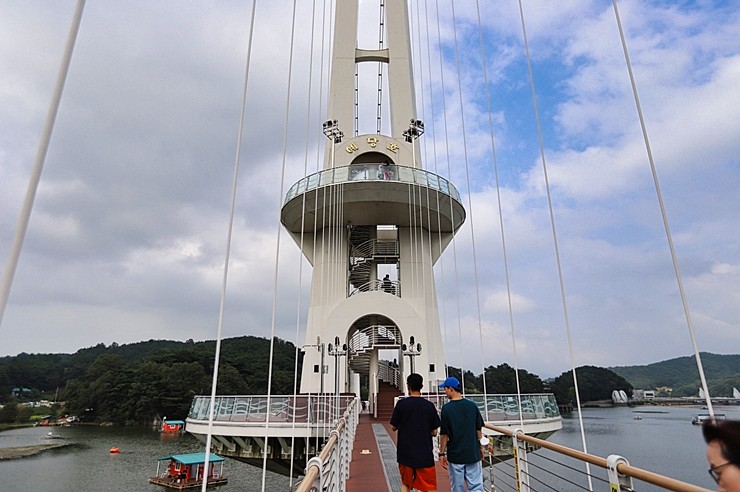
506, 405, 739, 491
0, 425, 290, 491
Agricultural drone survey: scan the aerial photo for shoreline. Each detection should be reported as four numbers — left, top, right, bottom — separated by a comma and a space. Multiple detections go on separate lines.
0, 443, 71, 460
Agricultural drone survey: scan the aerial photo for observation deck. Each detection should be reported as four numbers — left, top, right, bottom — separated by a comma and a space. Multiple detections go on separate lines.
281, 163, 466, 233
185, 392, 561, 477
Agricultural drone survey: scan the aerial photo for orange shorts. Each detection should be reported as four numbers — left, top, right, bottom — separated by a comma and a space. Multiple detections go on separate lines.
398, 463, 437, 491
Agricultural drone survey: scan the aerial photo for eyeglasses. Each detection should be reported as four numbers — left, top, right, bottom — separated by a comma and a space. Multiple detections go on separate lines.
708, 461, 732, 483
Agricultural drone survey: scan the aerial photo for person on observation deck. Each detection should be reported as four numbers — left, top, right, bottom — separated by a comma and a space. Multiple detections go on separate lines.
382, 274, 393, 294
390, 373, 441, 492
704, 418, 740, 491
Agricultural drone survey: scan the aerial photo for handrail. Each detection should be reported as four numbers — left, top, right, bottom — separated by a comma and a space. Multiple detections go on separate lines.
485, 423, 711, 492
284, 163, 462, 204
295, 398, 359, 492
348, 324, 401, 353
378, 359, 400, 387
349, 279, 400, 297
298, 419, 344, 490
351, 238, 399, 259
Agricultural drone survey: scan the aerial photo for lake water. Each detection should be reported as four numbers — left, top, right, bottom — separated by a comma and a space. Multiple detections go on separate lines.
1, 405, 737, 491
488, 404, 740, 491
0, 425, 290, 491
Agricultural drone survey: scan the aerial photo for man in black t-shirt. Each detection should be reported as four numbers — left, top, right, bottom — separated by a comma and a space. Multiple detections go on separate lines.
390, 373, 441, 492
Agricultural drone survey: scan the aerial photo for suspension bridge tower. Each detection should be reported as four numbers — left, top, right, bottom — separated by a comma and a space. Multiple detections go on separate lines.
280, 0, 465, 409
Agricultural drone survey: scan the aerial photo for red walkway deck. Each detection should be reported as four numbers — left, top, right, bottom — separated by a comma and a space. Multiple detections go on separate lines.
346, 413, 450, 492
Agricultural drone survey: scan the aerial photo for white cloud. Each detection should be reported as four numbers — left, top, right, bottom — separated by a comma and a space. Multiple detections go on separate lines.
483, 290, 536, 314
0, 1, 737, 381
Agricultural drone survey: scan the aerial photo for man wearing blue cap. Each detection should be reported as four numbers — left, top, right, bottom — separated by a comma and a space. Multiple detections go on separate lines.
438, 376, 484, 492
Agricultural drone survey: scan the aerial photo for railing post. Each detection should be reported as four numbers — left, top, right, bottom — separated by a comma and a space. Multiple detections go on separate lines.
304, 456, 323, 492
328, 428, 340, 492
372, 372, 378, 419
607, 455, 634, 492
339, 424, 348, 492
512, 430, 531, 492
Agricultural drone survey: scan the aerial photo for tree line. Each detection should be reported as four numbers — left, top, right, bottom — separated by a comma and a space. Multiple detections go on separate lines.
1, 338, 737, 425
610, 353, 740, 397
446, 363, 633, 404
0, 336, 301, 425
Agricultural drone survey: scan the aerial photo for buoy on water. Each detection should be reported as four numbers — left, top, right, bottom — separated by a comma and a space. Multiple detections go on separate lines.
109, 447, 120, 454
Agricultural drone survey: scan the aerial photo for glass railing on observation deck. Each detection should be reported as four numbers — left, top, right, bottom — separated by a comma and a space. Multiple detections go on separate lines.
417, 393, 561, 421
469, 393, 561, 420
188, 394, 355, 425
284, 163, 462, 205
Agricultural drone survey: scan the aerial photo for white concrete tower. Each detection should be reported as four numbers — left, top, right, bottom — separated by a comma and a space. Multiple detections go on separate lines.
281, 0, 465, 404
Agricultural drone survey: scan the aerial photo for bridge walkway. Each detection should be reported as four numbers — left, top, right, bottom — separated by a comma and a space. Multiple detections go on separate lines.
347, 412, 450, 492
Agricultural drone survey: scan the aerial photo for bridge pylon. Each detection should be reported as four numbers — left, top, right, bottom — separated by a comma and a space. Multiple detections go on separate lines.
280, 0, 465, 413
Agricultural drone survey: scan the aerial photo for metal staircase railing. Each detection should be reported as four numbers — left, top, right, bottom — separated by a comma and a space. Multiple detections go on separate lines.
377, 359, 400, 387
348, 238, 400, 293
348, 279, 400, 297
348, 224, 373, 247
350, 238, 399, 260
347, 325, 401, 374
348, 259, 373, 290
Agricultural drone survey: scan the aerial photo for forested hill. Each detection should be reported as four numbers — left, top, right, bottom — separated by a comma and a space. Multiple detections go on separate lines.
2, 342, 738, 424
610, 353, 740, 397
0, 336, 301, 425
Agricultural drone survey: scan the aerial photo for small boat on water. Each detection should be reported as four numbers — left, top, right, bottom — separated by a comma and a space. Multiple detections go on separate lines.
149, 452, 227, 490
160, 419, 186, 433
691, 413, 726, 425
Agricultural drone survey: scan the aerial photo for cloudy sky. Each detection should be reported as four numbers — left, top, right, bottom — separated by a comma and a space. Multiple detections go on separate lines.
1, 0, 738, 380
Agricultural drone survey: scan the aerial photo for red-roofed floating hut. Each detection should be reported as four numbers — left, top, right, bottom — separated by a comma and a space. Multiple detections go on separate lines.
149, 452, 227, 489
160, 419, 186, 433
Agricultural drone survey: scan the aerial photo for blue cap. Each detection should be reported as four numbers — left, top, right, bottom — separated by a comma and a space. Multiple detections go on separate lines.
439, 376, 461, 391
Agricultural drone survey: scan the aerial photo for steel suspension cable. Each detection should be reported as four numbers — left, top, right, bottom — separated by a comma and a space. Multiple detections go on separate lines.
310, 0, 331, 448
611, 0, 714, 416
0, 0, 86, 328
288, 0, 322, 484
421, 0, 448, 393
473, 0, 525, 425
405, 0, 422, 377
375, 0, 386, 135
516, 1, 592, 489
200, 3, 257, 491
260, 0, 300, 489
449, 0, 489, 406
321, 0, 334, 421
412, 0, 441, 395
409, 2, 430, 382
433, 0, 465, 391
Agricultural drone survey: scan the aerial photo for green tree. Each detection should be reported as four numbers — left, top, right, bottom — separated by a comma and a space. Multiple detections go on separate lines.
551, 366, 633, 403
484, 363, 545, 394
0, 403, 19, 423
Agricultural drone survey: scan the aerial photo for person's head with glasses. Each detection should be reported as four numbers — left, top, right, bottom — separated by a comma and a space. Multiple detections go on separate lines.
703, 419, 740, 491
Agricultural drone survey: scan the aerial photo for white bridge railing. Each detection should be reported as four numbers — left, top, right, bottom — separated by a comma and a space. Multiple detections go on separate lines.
484, 423, 711, 492
294, 398, 360, 492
